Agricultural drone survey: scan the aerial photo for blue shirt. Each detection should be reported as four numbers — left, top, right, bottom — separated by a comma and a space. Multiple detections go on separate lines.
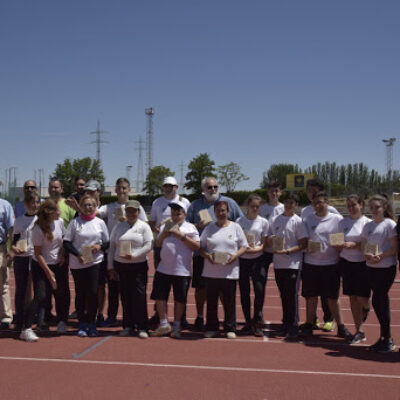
186, 194, 243, 234
14, 200, 25, 218
0, 199, 15, 244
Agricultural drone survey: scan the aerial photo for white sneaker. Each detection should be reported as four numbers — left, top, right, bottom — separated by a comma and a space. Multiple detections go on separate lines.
151, 324, 172, 337
119, 327, 132, 337
57, 321, 67, 334
20, 328, 38, 342
204, 331, 217, 338
226, 331, 236, 339
138, 330, 149, 339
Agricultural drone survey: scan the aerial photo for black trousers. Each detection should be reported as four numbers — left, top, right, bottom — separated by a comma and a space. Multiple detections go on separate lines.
13, 256, 30, 328
205, 278, 236, 332
71, 264, 100, 325
25, 260, 70, 328
274, 269, 300, 326
367, 265, 396, 339
114, 261, 148, 330
239, 254, 268, 325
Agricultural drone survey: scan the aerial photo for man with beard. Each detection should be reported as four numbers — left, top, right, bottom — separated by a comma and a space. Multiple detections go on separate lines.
186, 177, 243, 331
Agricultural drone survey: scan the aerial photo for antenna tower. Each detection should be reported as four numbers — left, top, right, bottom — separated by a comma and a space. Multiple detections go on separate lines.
145, 108, 154, 176
135, 137, 145, 193
382, 138, 396, 176
90, 120, 108, 164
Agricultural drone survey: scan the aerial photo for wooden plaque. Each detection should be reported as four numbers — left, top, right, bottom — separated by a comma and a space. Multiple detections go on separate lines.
81, 245, 94, 263
329, 232, 345, 246
16, 239, 28, 252
308, 240, 322, 253
364, 242, 378, 256
212, 252, 231, 265
119, 241, 132, 257
272, 236, 285, 252
199, 209, 213, 224
245, 232, 256, 248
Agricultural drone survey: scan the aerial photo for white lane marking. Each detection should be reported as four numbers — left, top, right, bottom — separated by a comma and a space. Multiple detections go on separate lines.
0, 355, 399, 380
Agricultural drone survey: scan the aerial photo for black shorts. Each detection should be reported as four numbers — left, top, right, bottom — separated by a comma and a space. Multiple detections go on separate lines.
98, 259, 108, 286
301, 263, 340, 299
338, 258, 370, 298
191, 255, 206, 289
150, 271, 191, 304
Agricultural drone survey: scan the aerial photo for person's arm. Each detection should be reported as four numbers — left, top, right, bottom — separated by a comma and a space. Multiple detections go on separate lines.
199, 246, 214, 264
170, 229, 200, 251
228, 246, 247, 264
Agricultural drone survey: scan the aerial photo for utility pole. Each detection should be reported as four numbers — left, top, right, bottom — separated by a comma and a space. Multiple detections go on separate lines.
178, 160, 185, 192
382, 138, 396, 193
145, 108, 154, 177
135, 137, 145, 194
90, 120, 108, 165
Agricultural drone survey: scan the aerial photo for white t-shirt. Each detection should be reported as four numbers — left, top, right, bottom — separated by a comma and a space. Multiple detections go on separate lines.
339, 215, 371, 263
361, 218, 397, 268
64, 217, 109, 270
200, 221, 248, 280
32, 218, 65, 264
236, 215, 269, 260
301, 204, 341, 221
157, 221, 200, 277
150, 195, 190, 237
259, 203, 284, 222
98, 202, 148, 234
108, 219, 153, 268
269, 213, 308, 270
13, 214, 37, 257
304, 212, 343, 266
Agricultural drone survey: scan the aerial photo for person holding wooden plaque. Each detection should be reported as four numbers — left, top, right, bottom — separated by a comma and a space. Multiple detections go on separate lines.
336, 195, 371, 345
236, 194, 269, 336
63, 195, 109, 337
269, 192, 308, 339
108, 200, 153, 338
199, 200, 248, 339
11, 192, 40, 332
301, 191, 352, 340
361, 194, 398, 353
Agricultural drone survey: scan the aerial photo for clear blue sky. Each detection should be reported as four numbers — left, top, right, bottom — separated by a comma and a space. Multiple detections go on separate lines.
1, 0, 399, 192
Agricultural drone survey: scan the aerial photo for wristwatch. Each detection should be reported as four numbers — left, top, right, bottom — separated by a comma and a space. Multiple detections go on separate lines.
286, 250, 290, 255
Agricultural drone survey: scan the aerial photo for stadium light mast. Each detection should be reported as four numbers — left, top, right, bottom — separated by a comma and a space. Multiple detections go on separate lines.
382, 137, 396, 193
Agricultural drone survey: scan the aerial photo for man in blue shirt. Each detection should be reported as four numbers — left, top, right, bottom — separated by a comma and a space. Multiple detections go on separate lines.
0, 198, 15, 329
186, 177, 243, 330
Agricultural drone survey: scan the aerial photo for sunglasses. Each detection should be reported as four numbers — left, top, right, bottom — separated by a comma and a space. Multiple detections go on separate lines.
24, 186, 37, 190
207, 185, 218, 190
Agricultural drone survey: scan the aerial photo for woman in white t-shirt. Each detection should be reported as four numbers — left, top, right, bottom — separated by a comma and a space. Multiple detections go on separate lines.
236, 194, 269, 337
199, 200, 248, 339
20, 200, 65, 342
151, 201, 200, 339
108, 200, 153, 339
63, 195, 109, 337
361, 194, 397, 353
11, 192, 40, 332
336, 195, 371, 344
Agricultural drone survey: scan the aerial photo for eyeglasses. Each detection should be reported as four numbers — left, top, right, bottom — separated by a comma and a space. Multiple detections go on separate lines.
207, 185, 218, 190
24, 186, 37, 190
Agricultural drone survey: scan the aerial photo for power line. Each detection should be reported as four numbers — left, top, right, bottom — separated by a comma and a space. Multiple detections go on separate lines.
90, 120, 109, 164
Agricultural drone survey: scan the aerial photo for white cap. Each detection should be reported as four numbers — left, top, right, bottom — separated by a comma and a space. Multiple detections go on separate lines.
168, 201, 186, 211
163, 176, 178, 186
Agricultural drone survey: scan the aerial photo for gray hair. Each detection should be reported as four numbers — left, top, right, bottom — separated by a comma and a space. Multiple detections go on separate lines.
201, 177, 217, 191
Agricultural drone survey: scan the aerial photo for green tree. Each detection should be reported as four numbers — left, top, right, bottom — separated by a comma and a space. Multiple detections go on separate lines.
184, 153, 216, 194
52, 157, 105, 197
143, 165, 174, 196
217, 162, 249, 193
260, 164, 302, 189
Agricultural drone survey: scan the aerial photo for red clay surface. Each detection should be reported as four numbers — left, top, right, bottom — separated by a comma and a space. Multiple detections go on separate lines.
1, 255, 399, 400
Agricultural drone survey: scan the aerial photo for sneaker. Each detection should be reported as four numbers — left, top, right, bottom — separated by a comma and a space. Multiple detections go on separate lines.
36, 323, 49, 333
350, 331, 366, 344
204, 330, 218, 338
322, 321, 335, 332
119, 327, 132, 337
194, 316, 204, 331
286, 325, 299, 339
240, 323, 252, 333
77, 323, 88, 338
226, 331, 236, 339
300, 323, 313, 336
20, 328, 39, 342
376, 338, 395, 353
69, 310, 78, 320
151, 324, 172, 337
101, 317, 118, 327
313, 317, 320, 329
88, 324, 99, 337
253, 325, 264, 337
171, 327, 181, 339
368, 338, 384, 352
275, 324, 288, 336
138, 330, 149, 339
337, 324, 353, 341
180, 319, 190, 330
57, 321, 67, 334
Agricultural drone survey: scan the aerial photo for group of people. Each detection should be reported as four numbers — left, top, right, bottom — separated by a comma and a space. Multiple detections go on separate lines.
0, 175, 398, 353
